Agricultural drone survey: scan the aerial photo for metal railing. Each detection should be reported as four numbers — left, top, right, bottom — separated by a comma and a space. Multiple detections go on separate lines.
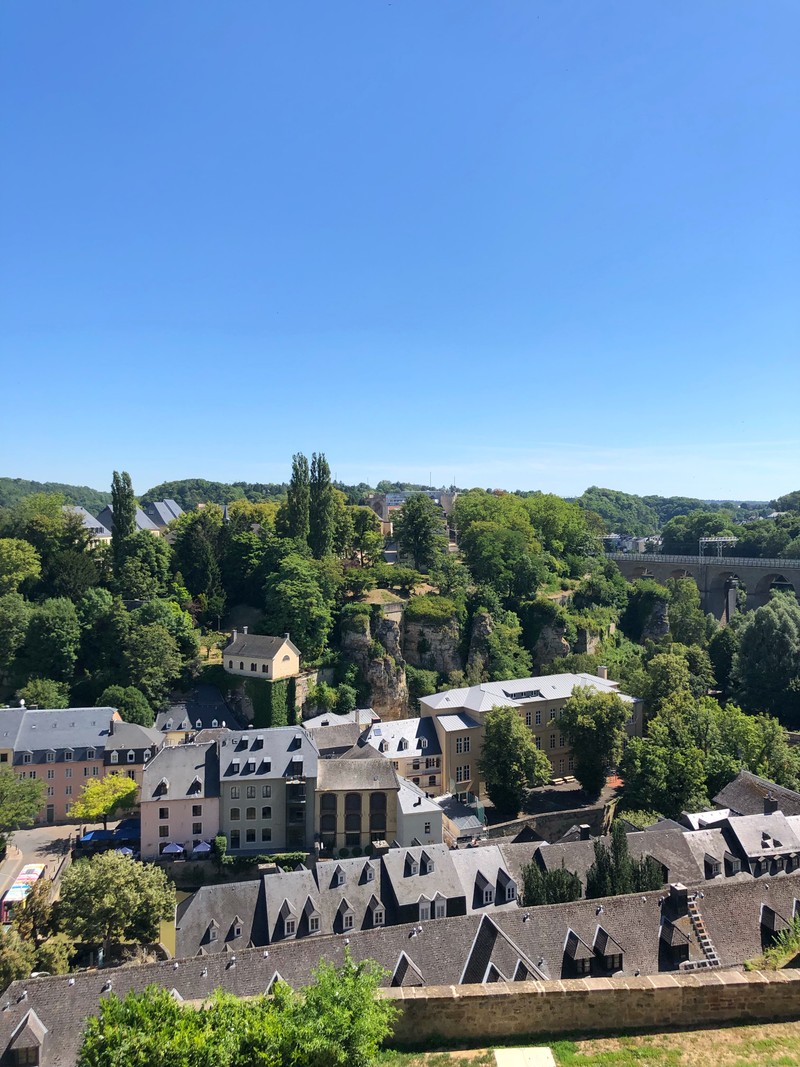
605, 552, 800, 571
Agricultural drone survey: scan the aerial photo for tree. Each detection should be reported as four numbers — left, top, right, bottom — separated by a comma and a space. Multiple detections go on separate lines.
0, 928, 35, 992
660, 510, 737, 555
0, 769, 46, 849
558, 686, 629, 799
732, 594, 800, 726
16, 678, 69, 709
666, 577, 715, 647
643, 652, 693, 716
309, 452, 335, 558
585, 821, 664, 899
115, 531, 173, 600
121, 623, 183, 707
12, 877, 53, 944
0, 592, 31, 674
131, 599, 199, 659
110, 470, 137, 574
20, 597, 81, 682
479, 705, 551, 818
97, 686, 154, 727
0, 538, 41, 594
521, 860, 581, 907
59, 851, 175, 957
70, 773, 138, 829
284, 452, 310, 542
352, 507, 384, 566
263, 554, 333, 659
394, 494, 446, 572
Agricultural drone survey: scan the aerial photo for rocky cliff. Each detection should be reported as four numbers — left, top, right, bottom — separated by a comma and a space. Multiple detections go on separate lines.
341, 613, 408, 718
403, 616, 462, 674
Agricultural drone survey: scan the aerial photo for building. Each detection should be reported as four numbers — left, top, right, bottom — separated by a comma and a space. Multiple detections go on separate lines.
10, 707, 160, 824
396, 778, 443, 845
141, 499, 184, 530
140, 742, 220, 859
316, 758, 400, 854
419, 671, 642, 800
362, 717, 443, 795
218, 728, 318, 853
61, 505, 111, 543
713, 769, 800, 817
223, 630, 301, 681
154, 686, 240, 746
94, 503, 160, 535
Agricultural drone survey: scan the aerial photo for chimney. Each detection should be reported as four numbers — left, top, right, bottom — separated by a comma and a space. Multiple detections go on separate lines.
230, 629, 237, 645
764, 793, 779, 816
242, 625, 248, 635
596, 666, 609, 681
284, 632, 290, 640
668, 883, 688, 916
579, 824, 591, 840
109, 718, 115, 736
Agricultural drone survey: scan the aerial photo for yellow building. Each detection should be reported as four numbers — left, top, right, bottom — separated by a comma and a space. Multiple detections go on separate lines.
316, 758, 400, 854
223, 630, 301, 681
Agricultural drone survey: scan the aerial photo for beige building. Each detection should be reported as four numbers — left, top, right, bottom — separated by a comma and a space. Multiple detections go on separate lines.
316, 758, 400, 854
140, 741, 220, 859
419, 671, 643, 802
223, 630, 301, 681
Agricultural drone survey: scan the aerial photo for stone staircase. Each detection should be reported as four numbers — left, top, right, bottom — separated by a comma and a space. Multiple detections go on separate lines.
686, 898, 721, 968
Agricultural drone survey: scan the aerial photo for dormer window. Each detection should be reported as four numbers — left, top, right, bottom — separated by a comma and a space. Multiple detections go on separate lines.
64, 749, 73, 761
419, 900, 431, 921
110, 751, 119, 764
379, 739, 389, 753
166, 719, 173, 731
46, 751, 55, 763
246, 760, 255, 773
505, 882, 517, 902
285, 918, 296, 936
143, 750, 150, 762
232, 760, 240, 772
127, 750, 135, 763
422, 855, 434, 875
343, 912, 353, 930
211, 719, 218, 728
482, 886, 495, 905
208, 922, 218, 942
365, 865, 374, 882
86, 748, 95, 760
434, 897, 446, 918
374, 908, 385, 926
420, 738, 427, 749
335, 866, 346, 887
309, 915, 320, 933
409, 861, 419, 876
196, 719, 202, 729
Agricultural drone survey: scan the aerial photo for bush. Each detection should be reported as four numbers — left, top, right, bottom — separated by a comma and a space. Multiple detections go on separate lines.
404, 593, 457, 628
406, 665, 439, 706
338, 847, 350, 859
351, 845, 362, 857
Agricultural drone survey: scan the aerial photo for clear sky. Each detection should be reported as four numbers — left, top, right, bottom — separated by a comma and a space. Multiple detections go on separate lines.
1, 2, 798, 500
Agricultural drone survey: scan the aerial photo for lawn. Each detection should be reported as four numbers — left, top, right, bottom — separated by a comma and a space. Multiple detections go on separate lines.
376, 1019, 800, 1066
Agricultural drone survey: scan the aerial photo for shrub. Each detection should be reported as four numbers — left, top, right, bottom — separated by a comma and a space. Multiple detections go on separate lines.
338, 847, 350, 859
351, 845, 362, 857
404, 594, 457, 628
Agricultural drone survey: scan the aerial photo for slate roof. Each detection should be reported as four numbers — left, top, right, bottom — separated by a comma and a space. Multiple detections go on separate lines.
420, 672, 638, 717
363, 717, 441, 758
301, 709, 378, 731
95, 504, 159, 533
12, 708, 119, 762
304, 723, 365, 757
450, 845, 519, 913
317, 758, 399, 792
175, 879, 266, 957
143, 499, 184, 528
724, 812, 800, 860
142, 742, 220, 803
713, 770, 800, 817
155, 686, 240, 735
436, 793, 484, 837
435, 712, 483, 733
0, 709, 24, 749
8, 871, 800, 1065
396, 778, 441, 819
62, 505, 111, 538
219, 728, 319, 781
381, 843, 464, 909
225, 633, 301, 660
105, 720, 162, 754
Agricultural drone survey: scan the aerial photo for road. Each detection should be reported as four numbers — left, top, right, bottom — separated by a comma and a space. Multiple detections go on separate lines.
0, 822, 105, 898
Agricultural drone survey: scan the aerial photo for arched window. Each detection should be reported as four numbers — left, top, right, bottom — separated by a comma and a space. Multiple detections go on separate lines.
345, 793, 362, 814
110, 751, 119, 764
345, 812, 361, 833
320, 794, 337, 813
320, 813, 336, 835
369, 792, 387, 836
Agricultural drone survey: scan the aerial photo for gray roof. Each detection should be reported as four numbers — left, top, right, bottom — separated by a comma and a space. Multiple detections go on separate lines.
12, 870, 800, 1066
95, 504, 159, 533
450, 845, 519, 913
142, 742, 219, 802
143, 499, 184, 527
381, 843, 465, 908
105, 720, 162, 754
436, 793, 484, 836
225, 633, 301, 660
301, 709, 377, 731
13, 708, 119, 762
304, 723, 365, 757
0, 709, 24, 750
435, 712, 483, 733
219, 728, 319, 782
155, 686, 240, 735
175, 879, 266, 957
62, 505, 111, 538
421, 672, 638, 717
363, 717, 441, 758
713, 770, 800, 817
317, 758, 399, 792
723, 812, 800, 860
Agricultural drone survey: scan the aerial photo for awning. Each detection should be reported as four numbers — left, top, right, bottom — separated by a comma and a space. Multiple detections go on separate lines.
191, 841, 212, 854
162, 842, 185, 855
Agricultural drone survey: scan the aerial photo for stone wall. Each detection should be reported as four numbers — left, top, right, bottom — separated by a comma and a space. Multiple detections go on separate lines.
382, 970, 800, 1047
483, 801, 606, 842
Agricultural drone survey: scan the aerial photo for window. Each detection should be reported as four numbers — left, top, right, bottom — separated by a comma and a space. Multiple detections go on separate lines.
234, 924, 242, 937
549, 734, 556, 750
231, 760, 240, 773
246, 828, 256, 843
86, 748, 95, 759
230, 786, 240, 800
192, 805, 202, 817
261, 827, 272, 842
559, 759, 565, 773
250, 663, 257, 672
558, 735, 565, 748
309, 915, 320, 933
22, 754, 31, 765
159, 807, 169, 820
92, 766, 98, 776
246, 785, 256, 799
568, 756, 574, 771
424, 821, 431, 834
262, 806, 271, 819
239, 661, 244, 670
127, 769, 135, 779
230, 807, 240, 821
455, 765, 469, 783
246, 807, 256, 820
419, 901, 431, 921
456, 737, 463, 754
245, 760, 255, 773
46, 787, 53, 797
549, 710, 556, 721
483, 887, 495, 905
262, 785, 271, 798
65, 801, 71, 813
374, 909, 385, 926
343, 913, 354, 930
575, 957, 591, 975
535, 736, 541, 750
47, 769, 54, 780
110, 751, 119, 764
505, 883, 517, 902
144, 750, 150, 762
209, 925, 218, 941
535, 710, 541, 725
228, 660, 233, 669
46, 751, 55, 763
261, 664, 268, 673
412, 777, 420, 786
65, 767, 72, 778
435, 899, 446, 919
525, 711, 532, 726
426, 757, 438, 769
285, 918, 296, 935
65, 750, 73, 761
159, 826, 169, 838
428, 775, 436, 786
230, 830, 240, 849
28, 771, 36, 779
127, 750, 135, 763
193, 822, 202, 835
65, 785, 72, 795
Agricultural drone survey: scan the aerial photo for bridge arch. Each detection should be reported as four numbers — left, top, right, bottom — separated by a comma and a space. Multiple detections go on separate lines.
668, 569, 693, 581
750, 573, 797, 609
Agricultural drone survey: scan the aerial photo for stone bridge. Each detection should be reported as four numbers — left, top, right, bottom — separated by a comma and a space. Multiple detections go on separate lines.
606, 552, 800, 621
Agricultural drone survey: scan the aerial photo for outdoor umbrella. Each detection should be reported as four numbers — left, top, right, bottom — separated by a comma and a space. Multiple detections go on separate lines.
162, 842, 185, 855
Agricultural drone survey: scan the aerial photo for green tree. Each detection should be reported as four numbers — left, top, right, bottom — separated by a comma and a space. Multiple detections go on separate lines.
0, 538, 41, 594
283, 452, 311, 542
59, 851, 175, 957
110, 470, 137, 574
70, 773, 138, 829
644, 652, 693, 717
666, 577, 716, 647
732, 594, 800, 726
558, 686, 629, 799
16, 678, 69, 709
352, 506, 384, 566
708, 622, 741, 695
394, 494, 446, 572
115, 531, 173, 600
132, 599, 199, 660
0, 928, 36, 991
586, 821, 664, 899
0, 769, 46, 850
479, 705, 551, 818
97, 686, 154, 727
308, 452, 335, 558
20, 597, 81, 682
521, 860, 581, 907
0, 593, 31, 674
660, 510, 737, 554
121, 623, 183, 707
12, 877, 53, 944
263, 554, 333, 659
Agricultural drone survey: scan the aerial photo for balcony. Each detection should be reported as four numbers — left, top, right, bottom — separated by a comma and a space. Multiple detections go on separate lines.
286, 784, 307, 804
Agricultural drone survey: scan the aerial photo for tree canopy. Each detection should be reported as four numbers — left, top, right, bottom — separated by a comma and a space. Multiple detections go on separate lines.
478, 705, 551, 817
69, 773, 139, 829
0, 770, 45, 848
558, 685, 630, 799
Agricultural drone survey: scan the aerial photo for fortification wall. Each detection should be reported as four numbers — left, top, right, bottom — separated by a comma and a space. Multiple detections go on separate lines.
382, 970, 800, 1046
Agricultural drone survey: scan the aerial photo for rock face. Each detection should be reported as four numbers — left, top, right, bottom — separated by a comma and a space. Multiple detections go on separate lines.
642, 597, 671, 641
403, 617, 462, 674
531, 623, 571, 671
465, 609, 493, 679
341, 613, 408, 718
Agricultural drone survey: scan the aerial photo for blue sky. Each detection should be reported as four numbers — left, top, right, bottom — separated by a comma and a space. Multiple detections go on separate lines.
1, 2, 798, 500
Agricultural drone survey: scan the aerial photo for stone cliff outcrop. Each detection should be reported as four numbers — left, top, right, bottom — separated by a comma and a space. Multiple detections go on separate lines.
403, 616, 462, 674
340, 612, 408, 718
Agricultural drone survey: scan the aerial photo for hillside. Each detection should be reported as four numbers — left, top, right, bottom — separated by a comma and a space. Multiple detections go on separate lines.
0, 476, 111, 513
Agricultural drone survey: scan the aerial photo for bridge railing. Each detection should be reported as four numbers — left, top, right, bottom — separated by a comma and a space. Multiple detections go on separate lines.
605, 552, 800, 570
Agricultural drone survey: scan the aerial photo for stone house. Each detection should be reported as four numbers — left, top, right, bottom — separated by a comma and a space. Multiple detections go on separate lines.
223, 630, 301, 681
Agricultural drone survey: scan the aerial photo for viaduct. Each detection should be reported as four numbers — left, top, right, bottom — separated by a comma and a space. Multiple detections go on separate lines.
606, 552, 800, 622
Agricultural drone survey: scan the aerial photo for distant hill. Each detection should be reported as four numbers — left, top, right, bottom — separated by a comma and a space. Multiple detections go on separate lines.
0, 477, 111, 514
140, 478, 288, 510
